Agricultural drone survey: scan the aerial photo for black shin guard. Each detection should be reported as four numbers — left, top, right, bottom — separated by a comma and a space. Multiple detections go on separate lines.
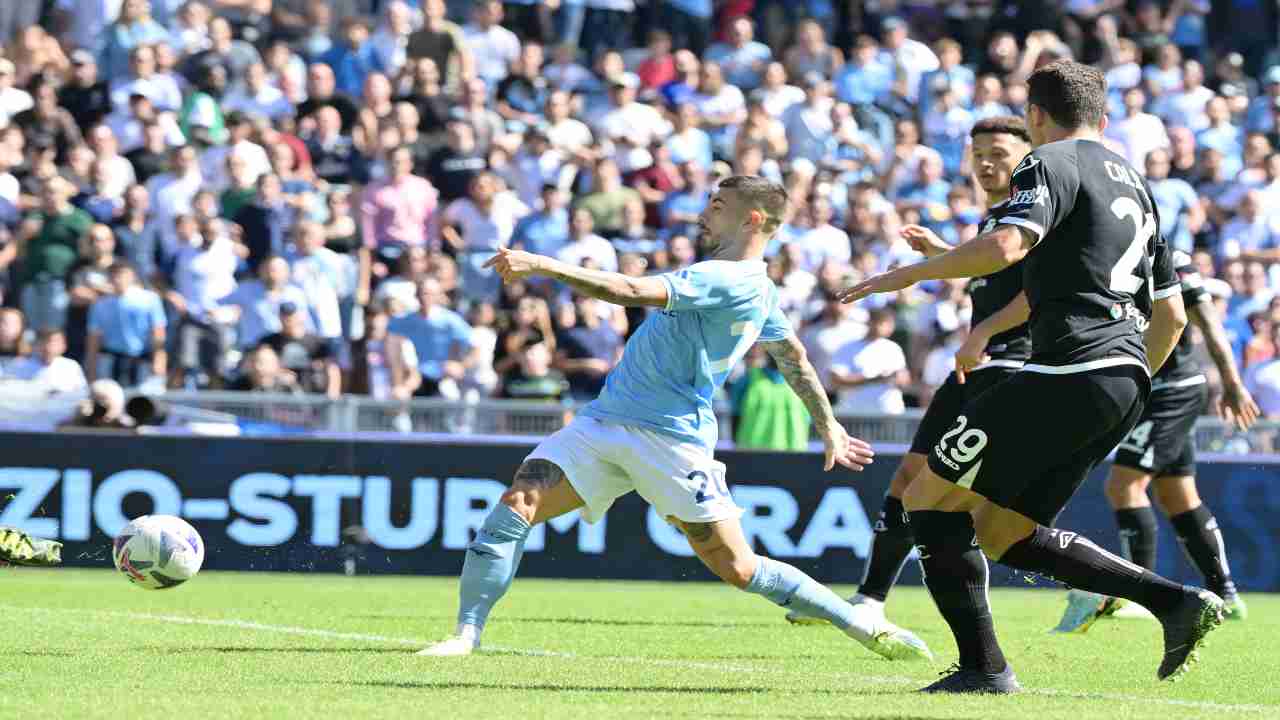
1114, 506, 1159, 570
858, 495, 915, 603
1169, 505, 1236, 597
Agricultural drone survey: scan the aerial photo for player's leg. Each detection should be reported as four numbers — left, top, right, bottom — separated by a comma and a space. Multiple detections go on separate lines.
784, 453, 922, 626
671, 515, 930, 661
902, 469, 1015, 693
419, 459, 587, 656
421, 417, 631, 656
1153, 474, 1244, 619
858, 454, 923, 604
1052, 464, 1157, 633
622, 426, 930, 661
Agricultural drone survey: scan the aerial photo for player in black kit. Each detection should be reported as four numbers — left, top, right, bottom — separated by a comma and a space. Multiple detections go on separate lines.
783, 118, 1032, 639
840, 61, 1223, 693
1053, 242, 1259, 631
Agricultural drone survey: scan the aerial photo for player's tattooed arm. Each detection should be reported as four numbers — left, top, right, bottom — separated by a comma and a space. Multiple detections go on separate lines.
761, 334, 837, 434
485, 248, 670, 307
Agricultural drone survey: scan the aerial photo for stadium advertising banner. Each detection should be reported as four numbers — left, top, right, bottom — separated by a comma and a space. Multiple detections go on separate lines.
2, 430, 1279, 590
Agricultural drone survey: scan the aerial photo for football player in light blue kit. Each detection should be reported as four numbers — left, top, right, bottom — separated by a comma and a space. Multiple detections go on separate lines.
420, 176, 932, 661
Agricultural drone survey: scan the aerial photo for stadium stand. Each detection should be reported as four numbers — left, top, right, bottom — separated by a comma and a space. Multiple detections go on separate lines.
1, 0, 1278, 447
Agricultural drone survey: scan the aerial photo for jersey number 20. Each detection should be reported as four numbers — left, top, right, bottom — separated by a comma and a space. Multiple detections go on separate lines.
1110, 196, 1156, 300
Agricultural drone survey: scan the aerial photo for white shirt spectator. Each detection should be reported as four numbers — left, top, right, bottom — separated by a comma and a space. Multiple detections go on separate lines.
146, 170, 204, 245
547, 117, 594, 156
110, 74, 185, 114
882, 40, 939, 104
693, 84, 747, 123
1105, 111, 1170, 168
796, 224, 852, 272
374, 277, 420, 317
97, 154, 137, 201
800, 315, 868, 386
463, 22, 520, 85
0, 85, 33, 128
444, 193, 530, 251
922, 340, 962, 388
831, 336, 907, 413
173, 235, 240, 320
1247, 356, 1280, 418
760, 84, 805, 117
289, 252, 346, 340
0, 171, 18, 206
557, 233, 619, 272
596, 101, 672, 148
7, 355, 87, 394
221, 83, 294, 121
201, 141, 271, 193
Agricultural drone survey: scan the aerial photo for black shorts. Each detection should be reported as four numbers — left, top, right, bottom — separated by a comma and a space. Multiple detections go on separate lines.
1112, 379, 1207, 477
926, 364, 1148, 526
909, 365, 1020, 455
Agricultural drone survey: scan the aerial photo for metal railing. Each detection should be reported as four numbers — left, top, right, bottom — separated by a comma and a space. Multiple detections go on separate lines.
144, 390, 1280, 454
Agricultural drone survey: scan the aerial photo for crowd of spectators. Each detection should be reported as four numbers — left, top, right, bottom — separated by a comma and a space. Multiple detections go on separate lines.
4, 0, 1280, 429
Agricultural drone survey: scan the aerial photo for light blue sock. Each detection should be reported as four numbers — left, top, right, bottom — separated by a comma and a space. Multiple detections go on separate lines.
457, 504, 532, 630
745, 556, 860, 632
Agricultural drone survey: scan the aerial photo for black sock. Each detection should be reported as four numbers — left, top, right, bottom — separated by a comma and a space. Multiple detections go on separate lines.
1114, 506, 1159, 569
1000, 525, 1187, 615
910, 510, 1006, 674
1169, 505, 1236, 597
858, 495, 915, 602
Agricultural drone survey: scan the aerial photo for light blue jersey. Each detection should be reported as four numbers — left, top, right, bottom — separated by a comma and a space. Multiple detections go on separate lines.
581, 260, 793, 452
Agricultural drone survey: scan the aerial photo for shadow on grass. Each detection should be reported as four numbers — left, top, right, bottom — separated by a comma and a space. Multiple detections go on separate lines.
315, 680, 928, 697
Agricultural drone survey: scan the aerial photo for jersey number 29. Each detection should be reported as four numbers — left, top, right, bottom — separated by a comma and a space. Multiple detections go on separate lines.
1110, 196, 1156, 300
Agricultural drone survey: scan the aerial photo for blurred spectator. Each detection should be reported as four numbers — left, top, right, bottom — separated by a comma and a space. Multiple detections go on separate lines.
321, 16, 378, 97
557, 207, 617, 272
7, 328, 87, 395
228, 342, 303, 393
65, 224, 119, 363
110, 45, 183, 115
100, 0, 172, 81
555, 293, 622, 399
13, 77, 83, 162
575, 158, 640, 235
259, 302, 341, 397
1145, 148, 1205, 254
146, 144, 203, 246
1248, 324, 1280, 418
513, 184, 570, 257
705, 17, 770, 91
297, 63, 360, 133
85, 261, 167, 387
501, 340, 568, 401
593, 72, 671, 148
729, 344, 809, 451
349, 300, 421, 400
495, 294, 553, 378
222, 61, 292, 121
223, 255, 312, 349
408, 0, 473, 86
1106, 86, 1170, 168
830, 307, 908, 414
389, 277, 476, 397
19, 177, 94, 332
0, 308, 29, 375
464, 1, 520, 86
441, 170, 529, 302
426, 120, 487, 203
166, 214, 239, 387
1220, 191, 1280, 263
233, 173, 294, 272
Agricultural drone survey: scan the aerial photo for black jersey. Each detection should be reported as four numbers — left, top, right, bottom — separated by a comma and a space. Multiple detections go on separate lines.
996, 139, 1179, 373
1152, 250, 1212, 387
967, 201, 1031, 363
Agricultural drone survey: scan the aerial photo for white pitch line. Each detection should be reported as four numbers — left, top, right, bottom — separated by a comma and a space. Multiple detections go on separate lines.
9, 605, 1275, 713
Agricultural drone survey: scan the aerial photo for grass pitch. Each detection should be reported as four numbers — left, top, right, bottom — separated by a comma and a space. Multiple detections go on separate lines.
3, 569, 1277, 719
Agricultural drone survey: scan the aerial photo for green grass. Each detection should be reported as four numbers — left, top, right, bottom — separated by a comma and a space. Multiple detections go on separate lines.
3, 569, 1277, 719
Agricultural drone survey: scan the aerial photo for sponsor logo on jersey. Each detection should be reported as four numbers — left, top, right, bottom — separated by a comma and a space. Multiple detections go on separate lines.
933, 445, 960, 470
1010, 184, 1049, 207
1110, 303, 1124, 319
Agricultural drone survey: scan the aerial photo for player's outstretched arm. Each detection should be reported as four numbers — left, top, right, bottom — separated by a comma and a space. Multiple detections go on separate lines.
1187, 296, 1260, 430
838, 225, 1032, 304
485, 247, 669, 307
955, 291, 1030, 383
761, 334, 875, 472
1145, 292, 1188, 376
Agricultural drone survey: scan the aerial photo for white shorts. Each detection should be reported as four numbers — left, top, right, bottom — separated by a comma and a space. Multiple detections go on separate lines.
526, 414, 743, 525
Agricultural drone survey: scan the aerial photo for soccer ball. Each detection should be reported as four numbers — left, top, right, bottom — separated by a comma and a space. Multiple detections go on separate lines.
112, 515, 205, 590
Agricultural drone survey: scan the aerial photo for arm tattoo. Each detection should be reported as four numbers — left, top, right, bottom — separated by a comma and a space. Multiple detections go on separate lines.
513, 459, 566, 491
680, 521, 715, 543
761, 336, 837, 434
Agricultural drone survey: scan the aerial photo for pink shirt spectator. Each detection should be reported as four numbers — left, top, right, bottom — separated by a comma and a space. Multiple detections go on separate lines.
361, 174, 440, 250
